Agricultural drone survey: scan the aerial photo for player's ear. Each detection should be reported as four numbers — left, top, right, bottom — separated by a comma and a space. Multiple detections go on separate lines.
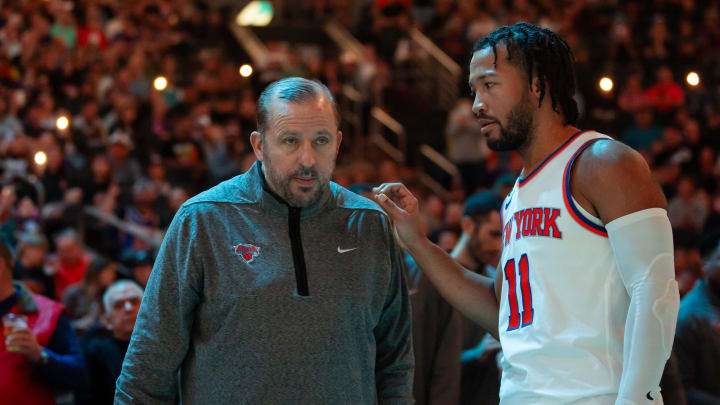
530, 74, 543, 100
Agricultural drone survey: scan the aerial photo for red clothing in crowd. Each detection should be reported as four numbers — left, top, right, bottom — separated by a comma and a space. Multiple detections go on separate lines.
645, 82, 685, 112
77, 27, 108, 49
0, 290, 64, 405
53, 255, 90, 300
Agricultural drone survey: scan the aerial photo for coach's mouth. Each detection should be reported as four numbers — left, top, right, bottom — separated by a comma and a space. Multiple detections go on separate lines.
294, 176, 317, 187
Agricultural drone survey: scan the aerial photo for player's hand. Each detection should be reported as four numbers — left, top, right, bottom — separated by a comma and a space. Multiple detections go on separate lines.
5, 327, 43, 363
373, 183, 425, 248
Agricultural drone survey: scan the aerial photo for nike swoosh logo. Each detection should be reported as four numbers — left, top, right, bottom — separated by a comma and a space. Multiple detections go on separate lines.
646, 391, 654, 401
337, 246, 358, 254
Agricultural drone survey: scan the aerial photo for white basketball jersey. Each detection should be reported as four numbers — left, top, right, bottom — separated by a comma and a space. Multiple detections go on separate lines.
498, 131, 630, 404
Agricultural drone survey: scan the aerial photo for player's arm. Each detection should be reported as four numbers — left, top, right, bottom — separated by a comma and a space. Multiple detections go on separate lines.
573, 140, 680, 405
374, 183, 500, 340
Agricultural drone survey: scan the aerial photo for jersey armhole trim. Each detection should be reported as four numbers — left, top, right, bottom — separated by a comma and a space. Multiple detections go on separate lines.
562, 138, 609, 238
518, 130, 589, 187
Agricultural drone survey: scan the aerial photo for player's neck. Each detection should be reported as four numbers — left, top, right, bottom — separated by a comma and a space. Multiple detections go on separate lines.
520, 122, 579, 177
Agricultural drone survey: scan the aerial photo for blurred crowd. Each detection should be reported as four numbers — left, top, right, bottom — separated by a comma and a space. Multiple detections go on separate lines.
1, 0, 719, 404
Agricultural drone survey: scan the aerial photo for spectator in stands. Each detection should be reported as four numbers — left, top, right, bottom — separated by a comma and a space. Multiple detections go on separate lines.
121, 249, 155, 288
621, 107, 663, 152
79, 153, 114, 206
39, 141, 75, 204
167, 187, 190, 216
49, 10, 77, 50
448, 192, 503, 405
72, 98, 107, 158
160, 112, 206, 194
443, 201, 464, 232
107, 131, 142, 207
446, 99, 490, 194
62, 257, 117, 336
673, 229, 703, 297
378, 159, 402, 183
50, 228, 91, 300
617, 71, 648, 115
12, 232, 54, 299
642, 15, 673, 68
435, 228, 460, 252
121, 179, 161, 253
404, 251, 462, 405
675, 245, 720, 403
645, 65, 685, 117
78, 280, 143, 405
0, 239, 86, 404
668, 176, 709, 233
417, 194, 444, 235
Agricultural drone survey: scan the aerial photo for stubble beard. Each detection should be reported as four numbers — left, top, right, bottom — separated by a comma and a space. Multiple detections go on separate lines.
263, 153, 332, 208
486, 96, 536, 153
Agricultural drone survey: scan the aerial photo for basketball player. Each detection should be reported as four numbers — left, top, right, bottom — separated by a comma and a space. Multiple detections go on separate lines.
374, 23, 679, 404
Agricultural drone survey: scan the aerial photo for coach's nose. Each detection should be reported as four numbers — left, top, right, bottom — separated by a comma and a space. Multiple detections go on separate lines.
298, 138, 317, 167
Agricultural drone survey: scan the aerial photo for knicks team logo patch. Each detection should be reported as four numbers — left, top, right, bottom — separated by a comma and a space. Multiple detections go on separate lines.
234, 243, 260, 263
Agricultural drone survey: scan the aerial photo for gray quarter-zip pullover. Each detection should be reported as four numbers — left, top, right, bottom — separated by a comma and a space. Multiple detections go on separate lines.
115, 162, 414, 404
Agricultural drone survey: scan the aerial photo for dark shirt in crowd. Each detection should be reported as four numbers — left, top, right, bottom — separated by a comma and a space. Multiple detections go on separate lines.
404, 253, 462, 405
76, 328, 130, 405
675, 280, 720, 404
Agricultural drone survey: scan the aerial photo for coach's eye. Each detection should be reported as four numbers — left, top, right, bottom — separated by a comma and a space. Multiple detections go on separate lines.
485, 82, 496, 89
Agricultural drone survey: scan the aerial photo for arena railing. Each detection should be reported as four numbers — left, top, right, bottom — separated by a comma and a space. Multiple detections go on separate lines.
82, 206, 164, 249
408, 28, 461, 112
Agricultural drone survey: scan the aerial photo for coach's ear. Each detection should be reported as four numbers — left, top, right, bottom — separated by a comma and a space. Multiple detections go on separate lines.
335, 130, 342, 155
250, 131, 263, 162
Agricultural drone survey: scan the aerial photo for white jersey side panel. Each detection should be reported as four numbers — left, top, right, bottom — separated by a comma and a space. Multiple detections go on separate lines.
498, 131, 629, 404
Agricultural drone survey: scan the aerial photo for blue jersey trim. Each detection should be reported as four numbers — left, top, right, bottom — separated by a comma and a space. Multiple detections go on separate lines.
563, 138, 608, 235
518, 130, 587, 186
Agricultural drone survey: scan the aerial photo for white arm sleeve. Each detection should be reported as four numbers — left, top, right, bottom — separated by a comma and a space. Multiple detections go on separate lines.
606, 208, 680, 405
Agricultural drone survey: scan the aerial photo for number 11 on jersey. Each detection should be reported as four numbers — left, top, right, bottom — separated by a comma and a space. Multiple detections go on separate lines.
504, 254, 534, 331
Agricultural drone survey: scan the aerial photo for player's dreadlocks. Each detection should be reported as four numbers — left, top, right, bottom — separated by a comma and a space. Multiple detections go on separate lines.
472, 22, 579, 126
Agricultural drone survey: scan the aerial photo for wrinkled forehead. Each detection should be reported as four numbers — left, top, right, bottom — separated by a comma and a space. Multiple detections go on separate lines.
267, 96, 339, 131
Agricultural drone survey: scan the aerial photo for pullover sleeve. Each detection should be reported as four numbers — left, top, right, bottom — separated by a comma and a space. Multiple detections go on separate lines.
374, 225, 415, 404
115, 207, 203, 405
